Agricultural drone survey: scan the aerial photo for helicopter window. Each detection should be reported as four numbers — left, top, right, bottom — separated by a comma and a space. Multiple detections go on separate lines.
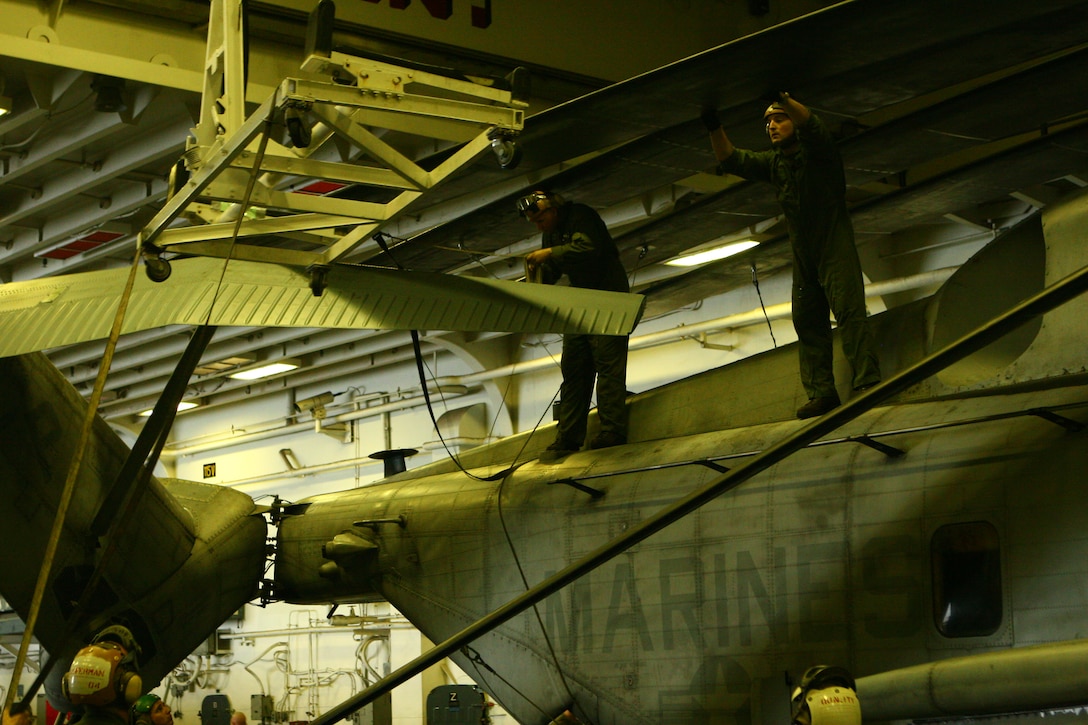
931, 521, 1002, 637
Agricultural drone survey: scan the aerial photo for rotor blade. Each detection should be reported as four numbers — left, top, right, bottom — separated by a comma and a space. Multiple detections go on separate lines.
0, 258, 645, 357
90, 325, 217, 536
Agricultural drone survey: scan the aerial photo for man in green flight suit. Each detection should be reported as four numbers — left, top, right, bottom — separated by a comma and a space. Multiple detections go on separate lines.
702, 92, 880, 419
518, 191, 631, 461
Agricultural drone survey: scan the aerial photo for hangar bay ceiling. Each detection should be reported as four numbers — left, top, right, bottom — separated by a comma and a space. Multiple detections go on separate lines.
1, 0, 1087, 422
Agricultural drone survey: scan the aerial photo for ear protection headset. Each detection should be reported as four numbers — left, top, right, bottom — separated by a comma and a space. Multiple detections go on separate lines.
516, 190, 555, 218
62, 625, 143, 708
790, 665, 859, 725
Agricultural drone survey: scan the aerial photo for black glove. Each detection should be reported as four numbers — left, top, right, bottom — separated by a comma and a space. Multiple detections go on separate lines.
700, 106, 721, 132
760, 89, 784, 105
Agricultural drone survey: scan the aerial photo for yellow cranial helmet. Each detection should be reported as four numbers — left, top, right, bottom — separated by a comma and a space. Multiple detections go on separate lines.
790, 666, 859, 725
764, 101, 788, 120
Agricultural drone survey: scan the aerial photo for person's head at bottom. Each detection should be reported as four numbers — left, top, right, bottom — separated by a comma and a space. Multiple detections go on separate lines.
132, 694, 173, 725
790, 666, 860, 725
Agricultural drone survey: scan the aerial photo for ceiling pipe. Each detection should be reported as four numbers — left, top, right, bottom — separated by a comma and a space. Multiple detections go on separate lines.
100, 330, 423, 419
48, 325, 194, 369
434, 267, 957, 387
626, 266, 955, 351
64, 327, 265, 385
163, 387, 484, 457
218, 433, 496, 489
88, 325, 381, 390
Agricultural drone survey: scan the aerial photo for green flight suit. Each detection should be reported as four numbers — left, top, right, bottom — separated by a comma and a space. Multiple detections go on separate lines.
539, 202, 631, 448
719, 113, 880, 399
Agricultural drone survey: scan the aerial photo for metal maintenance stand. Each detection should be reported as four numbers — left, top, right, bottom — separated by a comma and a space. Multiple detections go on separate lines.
138, 0, 526, 289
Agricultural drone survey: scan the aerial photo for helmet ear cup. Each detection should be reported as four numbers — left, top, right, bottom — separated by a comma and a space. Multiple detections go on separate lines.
121, 670, 143, 705
790, 684, 809, 725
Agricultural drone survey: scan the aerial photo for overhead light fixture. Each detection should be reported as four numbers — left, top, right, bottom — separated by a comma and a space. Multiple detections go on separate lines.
194, 354, 255, 376
0, 95, 11, 117
665, 240, 759, 267
139, 401, 199, 417
229, 359, 300, 381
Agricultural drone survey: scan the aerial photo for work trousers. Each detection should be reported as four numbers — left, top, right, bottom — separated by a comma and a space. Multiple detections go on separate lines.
792, 251, 881, 399
555, 333, 629, 448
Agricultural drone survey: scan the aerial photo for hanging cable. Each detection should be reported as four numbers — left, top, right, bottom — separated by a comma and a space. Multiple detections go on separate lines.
208, 117, 275, 315
494, 468, 588, 721
751, 261, 778, 347
484, 363, 519, 443
627, 244, 650, 289
461, 645, 552, 723
417, 342, 563, 473
371, 231, 560, 480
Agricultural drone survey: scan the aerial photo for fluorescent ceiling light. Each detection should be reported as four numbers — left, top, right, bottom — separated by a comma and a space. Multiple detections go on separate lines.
229, 359, 300, 380
665, 240, 759, 267
139, 401, 199, 417
194, 354, 255, 376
